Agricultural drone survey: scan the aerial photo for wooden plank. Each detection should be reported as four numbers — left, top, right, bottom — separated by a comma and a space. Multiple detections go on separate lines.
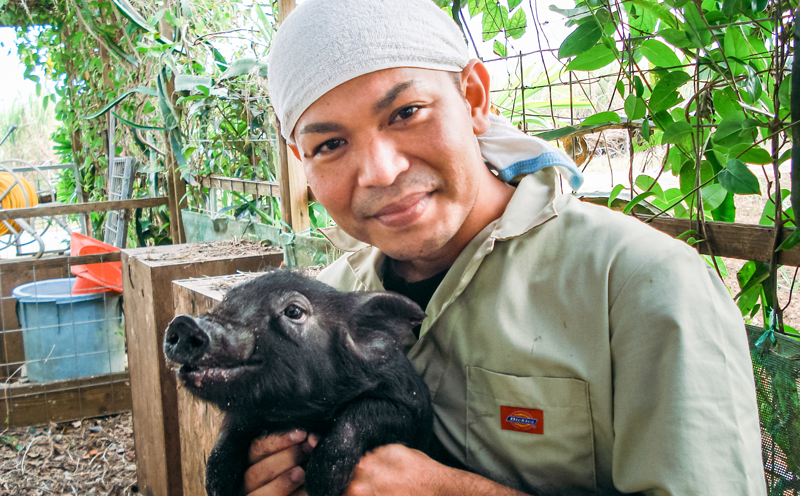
0, 251, 122, 271
635, 215, 800, 266
173, 280, 226, 496
0, 197, 168, 221
275, 0, 311, 235
200, 176, 318, 202
122, 243, 283, 496
0, 372, 131, 429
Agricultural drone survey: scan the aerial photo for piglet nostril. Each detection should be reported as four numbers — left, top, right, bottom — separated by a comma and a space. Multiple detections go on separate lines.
164, 314, 210, 364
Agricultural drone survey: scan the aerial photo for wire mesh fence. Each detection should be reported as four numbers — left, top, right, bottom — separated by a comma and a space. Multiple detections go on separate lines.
0, 254, 131, 429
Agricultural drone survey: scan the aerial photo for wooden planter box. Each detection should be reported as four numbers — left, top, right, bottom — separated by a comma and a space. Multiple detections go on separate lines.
122, 243, 282, 496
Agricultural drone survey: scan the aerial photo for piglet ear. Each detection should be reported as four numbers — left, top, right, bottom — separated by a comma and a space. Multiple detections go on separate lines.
346, 291, 426, 361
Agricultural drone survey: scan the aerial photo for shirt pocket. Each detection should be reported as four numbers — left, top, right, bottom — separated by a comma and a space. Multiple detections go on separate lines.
466, 366, 597, 495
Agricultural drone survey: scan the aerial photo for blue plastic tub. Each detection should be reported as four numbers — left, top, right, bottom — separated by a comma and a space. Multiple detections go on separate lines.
13, 278, 126, 382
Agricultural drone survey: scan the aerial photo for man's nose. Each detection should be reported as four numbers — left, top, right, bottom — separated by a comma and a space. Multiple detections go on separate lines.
355, 137, 410, 188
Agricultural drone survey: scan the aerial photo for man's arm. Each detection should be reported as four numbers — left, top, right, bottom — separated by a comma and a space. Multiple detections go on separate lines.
607, 242, 766, 494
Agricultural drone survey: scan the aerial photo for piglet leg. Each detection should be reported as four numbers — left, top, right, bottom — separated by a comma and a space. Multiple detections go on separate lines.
304, 398, 427, 496
205, 415, 264, 496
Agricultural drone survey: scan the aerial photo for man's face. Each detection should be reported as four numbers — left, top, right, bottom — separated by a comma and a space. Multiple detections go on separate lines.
292, 67, 489, 263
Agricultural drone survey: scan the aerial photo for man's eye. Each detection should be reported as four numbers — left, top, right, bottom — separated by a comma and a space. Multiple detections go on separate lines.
392, 106, 419, 123
284, 304, 306, 320
314, 138, 345, 156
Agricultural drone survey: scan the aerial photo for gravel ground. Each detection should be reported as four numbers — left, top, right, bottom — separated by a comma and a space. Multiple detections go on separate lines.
0, 413, 137, 496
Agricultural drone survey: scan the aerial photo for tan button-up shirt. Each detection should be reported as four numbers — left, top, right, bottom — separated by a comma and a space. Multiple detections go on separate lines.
318, 169, 766, 495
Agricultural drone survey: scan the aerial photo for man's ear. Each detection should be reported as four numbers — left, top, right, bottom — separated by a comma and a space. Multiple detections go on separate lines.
344, 291, 426, 361
287, 143, 302, 161
460, 59, 492, 135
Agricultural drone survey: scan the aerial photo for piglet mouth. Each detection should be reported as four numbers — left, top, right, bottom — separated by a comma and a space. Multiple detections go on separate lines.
179, 362, 258, 389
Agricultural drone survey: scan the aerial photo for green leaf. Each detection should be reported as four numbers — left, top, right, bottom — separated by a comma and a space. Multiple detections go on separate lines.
649, 71, 691, 111
581, 111, 620, 126
616, 81, 626, 98
112, 111, 169, 131
639, 39, 681, 68
508, 0, 523, 9
174, 74, 212, 93
622, 191, 657, 214
721, 0, 746, 16
719, 159, 761, 195
779, 74, 792, 110
534, 126, 578, 141
507, 7, 527, 39
608, 184, 625, 208
219, 58, 268, 80
624, 95, 647, 121
728, 144, 772, 165
549, 5, 593, 24
635, 174, 665, 200
714, 118, 744, 147
82, 86, 158, 120
493, 40, 507, 58
743, 68, 763, 104
111, 0, 152, 33
659, 28, 691, 48
711, 190, 736, 222
713, 89, 744, 119
702, 183, 728, 211
777, 229, 800, 252
629, 0, 679, 29
558, 21, 603, 59
482, 1, 507, 41
641, 117, 650, 140
661, 121, 693, 145
723, 27, 749, 76
684, 3, 711, 49
565, 44, 616, 71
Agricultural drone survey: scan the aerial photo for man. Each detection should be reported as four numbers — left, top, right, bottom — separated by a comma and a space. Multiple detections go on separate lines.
243, 0, 766, 494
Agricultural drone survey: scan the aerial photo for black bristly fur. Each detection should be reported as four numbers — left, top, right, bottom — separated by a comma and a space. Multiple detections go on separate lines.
163, 270, 433, 496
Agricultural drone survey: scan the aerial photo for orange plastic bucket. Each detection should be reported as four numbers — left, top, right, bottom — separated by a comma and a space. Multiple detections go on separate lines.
70, 232, 123, 294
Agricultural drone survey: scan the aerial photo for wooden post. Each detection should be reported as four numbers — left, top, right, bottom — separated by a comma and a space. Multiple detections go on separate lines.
172, 278, 230, 496
122, 244, 283, 496
275, 0, 311, 235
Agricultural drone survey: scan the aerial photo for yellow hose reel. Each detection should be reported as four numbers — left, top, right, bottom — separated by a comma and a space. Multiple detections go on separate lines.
0, 172, 38, 235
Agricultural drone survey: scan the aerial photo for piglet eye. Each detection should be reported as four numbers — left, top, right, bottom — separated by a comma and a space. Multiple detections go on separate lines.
284, 304, 305, 320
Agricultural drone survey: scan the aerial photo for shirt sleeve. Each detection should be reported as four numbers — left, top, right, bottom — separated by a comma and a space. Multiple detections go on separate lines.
607, 241, 766, 495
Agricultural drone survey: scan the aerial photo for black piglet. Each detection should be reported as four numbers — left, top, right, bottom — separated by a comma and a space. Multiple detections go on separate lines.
163, 270, 433, 496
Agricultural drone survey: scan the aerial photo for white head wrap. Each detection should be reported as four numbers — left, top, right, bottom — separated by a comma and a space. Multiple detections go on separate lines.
267, 0, 583, 190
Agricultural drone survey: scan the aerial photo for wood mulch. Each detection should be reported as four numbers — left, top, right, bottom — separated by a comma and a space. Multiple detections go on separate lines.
0, 413, 137, 496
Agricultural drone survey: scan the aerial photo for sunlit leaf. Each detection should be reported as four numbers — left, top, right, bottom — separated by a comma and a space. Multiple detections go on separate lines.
661, 121, 693, 146
219, 58, 268, 80
566, 44, 616, 71
649, 71, 691, 111
624, 95, 647, 121
639, 39, 681, 68
558, 21, 603, 58
582, 111, 620, 126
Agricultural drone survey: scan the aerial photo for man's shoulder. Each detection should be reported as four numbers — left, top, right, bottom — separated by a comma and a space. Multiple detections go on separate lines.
534, 194, 696, 263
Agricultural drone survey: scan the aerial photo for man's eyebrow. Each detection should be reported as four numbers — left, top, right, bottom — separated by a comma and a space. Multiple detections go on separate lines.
372, 80, 417, 115
298, 122, 346, 135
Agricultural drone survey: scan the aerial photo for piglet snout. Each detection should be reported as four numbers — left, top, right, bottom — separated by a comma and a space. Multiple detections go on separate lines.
164, 314, 210, 365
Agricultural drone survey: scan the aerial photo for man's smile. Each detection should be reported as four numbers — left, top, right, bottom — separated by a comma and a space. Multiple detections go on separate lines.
371, 191, 432, 228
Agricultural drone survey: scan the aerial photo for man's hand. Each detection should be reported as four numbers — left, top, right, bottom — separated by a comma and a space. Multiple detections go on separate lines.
244, 430, 318, 496
344, 444, 527, 496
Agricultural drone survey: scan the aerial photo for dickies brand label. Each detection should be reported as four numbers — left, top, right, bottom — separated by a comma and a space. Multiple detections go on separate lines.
501, 406, 544, 434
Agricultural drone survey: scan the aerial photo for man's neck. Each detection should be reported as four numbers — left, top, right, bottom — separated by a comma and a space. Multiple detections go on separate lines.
392, 171, 515, 283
